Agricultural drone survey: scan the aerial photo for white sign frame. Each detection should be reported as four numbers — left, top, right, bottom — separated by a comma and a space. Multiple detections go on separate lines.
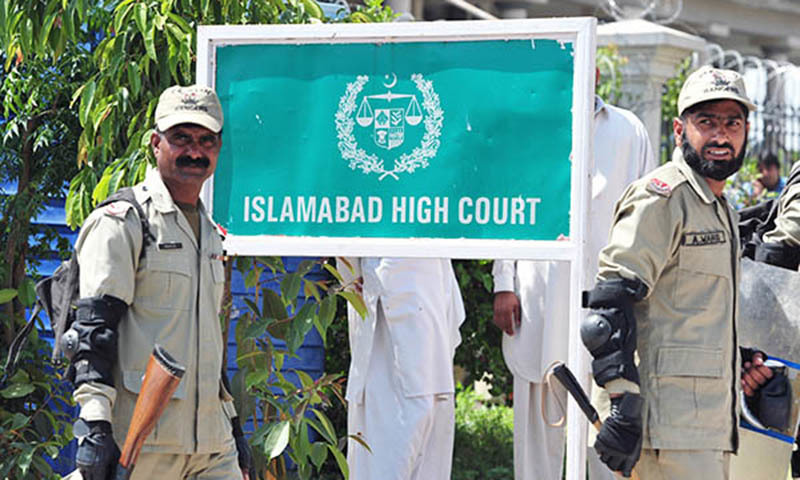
198, 18, 596, 480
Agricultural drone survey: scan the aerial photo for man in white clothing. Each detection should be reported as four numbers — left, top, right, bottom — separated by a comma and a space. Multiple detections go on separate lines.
339, 257, 465, 480
492, 94, 656, 480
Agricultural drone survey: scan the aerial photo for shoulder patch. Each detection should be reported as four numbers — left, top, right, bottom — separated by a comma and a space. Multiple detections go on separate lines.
646, 178, 672, 196
103, 201, 133, 218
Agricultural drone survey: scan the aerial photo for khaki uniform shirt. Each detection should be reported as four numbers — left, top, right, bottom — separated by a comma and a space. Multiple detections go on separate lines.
763, 160, 800, 247
597, 149, 741, 452
73, 168, 235, 455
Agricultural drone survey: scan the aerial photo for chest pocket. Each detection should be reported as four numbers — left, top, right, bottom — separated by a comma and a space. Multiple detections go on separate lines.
674, 242, 731, 312
135, 249, 193, 311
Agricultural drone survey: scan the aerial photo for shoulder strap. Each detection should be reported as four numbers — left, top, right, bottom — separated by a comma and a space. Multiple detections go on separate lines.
97, 187, 156, 261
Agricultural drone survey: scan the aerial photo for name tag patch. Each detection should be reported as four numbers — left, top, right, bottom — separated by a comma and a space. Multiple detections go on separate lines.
683, 231, 725, 246
158, 241, 183, 250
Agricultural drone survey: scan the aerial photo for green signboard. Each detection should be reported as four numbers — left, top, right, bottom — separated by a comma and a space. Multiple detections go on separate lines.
199, 19, 595, 258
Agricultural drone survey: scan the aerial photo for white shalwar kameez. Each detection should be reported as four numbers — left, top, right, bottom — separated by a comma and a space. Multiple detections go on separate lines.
340, 257, 465, 480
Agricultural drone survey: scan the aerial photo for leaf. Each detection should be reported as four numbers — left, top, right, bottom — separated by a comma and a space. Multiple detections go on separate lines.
114, 2, 135, 35
0, 289, 18, 304
287, 302, 315, 353
245, 369, 270, 390
263, 289, 287, 320
297, 260, 315, 276
243, 318, 270, 339
242, 298, 260, 318
300, 0, 324, 18
39, 11, 58, 51
303, 281, 319, 304
328, 443, 349, 478
348, 432, 372, 453
17, 278, 36, 307
79, 80, 96, 128
245, 265, 262, 289
311, 409, 336, 445
20, 18, 33, 56
338, 291, 367, 319
18, 446, 35, 476
281, 273, 302, 305
310, 441, 328, 468
0, 383, 35, 399
134, 2, 147, 37
145, 24, 156, 61
295, 369, 314, 389
127, 61, 141, 98
322, 262, 344, 284
263, 420, 290, 459
317, 295, 336, 331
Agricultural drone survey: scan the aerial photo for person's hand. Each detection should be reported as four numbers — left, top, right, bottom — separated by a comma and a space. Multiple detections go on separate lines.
232, 417, 254, 480
74, 418, 120, 480
742, 351, 773, 397
492, 291, 520, 335
594, 392, 643, 478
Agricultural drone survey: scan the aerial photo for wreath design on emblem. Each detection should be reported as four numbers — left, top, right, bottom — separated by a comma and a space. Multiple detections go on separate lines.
335, 74, 443, 180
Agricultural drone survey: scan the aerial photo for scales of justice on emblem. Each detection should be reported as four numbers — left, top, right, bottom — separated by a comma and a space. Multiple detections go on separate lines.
335, 72, 443, 180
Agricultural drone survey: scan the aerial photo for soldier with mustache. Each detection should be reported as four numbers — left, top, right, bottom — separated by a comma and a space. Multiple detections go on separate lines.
64, 85, 253, 480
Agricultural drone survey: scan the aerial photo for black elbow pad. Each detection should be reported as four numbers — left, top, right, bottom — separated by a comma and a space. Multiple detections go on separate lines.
581, 278, 647, 387
65, 295, 127, 387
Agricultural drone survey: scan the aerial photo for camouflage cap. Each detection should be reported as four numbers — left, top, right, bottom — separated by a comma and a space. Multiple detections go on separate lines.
155, 84, 223, 133
678, 66, 757, 116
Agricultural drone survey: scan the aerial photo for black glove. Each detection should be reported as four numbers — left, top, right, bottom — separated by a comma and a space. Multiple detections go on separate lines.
232, 416, 254, 478
594, 392, 643, 478
74, 418, 120, 480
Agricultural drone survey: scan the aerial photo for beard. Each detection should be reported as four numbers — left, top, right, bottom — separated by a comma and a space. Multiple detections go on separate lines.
681, 131, 745, 181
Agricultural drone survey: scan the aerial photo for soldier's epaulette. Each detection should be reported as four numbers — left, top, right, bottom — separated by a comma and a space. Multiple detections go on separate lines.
102, 201, 134, 219
644, 165, 686, 198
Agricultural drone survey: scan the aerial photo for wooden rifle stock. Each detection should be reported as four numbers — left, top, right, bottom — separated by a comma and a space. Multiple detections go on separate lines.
114, 344, 185, 480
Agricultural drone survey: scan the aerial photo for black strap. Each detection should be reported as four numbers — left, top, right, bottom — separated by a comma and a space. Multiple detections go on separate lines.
96, 187, 155, 261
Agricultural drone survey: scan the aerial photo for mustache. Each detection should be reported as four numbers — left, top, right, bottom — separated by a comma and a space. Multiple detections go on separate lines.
703, 142, 734, 152
176, 155, 210, 168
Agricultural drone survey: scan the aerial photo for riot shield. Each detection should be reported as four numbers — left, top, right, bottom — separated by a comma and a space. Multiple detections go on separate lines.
731, 257, 800, 480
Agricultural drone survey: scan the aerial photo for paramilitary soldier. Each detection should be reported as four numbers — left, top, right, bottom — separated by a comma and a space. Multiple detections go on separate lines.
580, 66, 773, 479
64, 85, 253, 480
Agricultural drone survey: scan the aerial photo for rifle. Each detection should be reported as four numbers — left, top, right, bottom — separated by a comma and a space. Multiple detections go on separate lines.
113, 344, 186, 480
549, 361, 641, 480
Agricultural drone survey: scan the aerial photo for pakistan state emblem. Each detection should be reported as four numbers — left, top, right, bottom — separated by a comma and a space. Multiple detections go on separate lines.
335, 73, 443, 180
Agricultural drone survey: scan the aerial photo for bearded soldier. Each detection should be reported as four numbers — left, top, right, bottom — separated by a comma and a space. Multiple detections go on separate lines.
581, 66, 772, 479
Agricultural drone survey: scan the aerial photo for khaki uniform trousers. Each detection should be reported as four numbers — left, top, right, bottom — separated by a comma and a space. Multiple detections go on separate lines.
63, 443, 242, 480
636, 449, 730, 480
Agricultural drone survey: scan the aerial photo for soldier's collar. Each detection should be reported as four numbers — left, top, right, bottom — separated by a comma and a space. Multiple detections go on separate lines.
671, 149, 717, 205
143, 167, 178, 213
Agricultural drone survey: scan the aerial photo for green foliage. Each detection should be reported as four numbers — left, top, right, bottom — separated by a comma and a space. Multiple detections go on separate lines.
0, 332, 74, 480
0, 3, 99, 477
232, 257, 362, 480
44, 0, 398, 229
596, 45, 627, 105
347, 0, 400, 23
660, 56, 692, 164
453, 260, 511, 399
452, 384, 514, 480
